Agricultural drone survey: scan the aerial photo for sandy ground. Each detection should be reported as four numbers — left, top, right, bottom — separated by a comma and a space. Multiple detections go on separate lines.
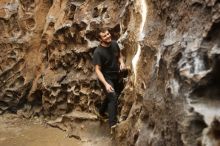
0, 113, 113, 146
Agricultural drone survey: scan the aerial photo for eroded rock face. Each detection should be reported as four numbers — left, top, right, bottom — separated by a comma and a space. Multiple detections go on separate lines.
0, 0, 127, 116
1, 0, 220, 146
114, 1, 220, 146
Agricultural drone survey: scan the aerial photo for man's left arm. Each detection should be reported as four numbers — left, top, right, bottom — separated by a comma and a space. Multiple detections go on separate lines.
119, 51, 126, 71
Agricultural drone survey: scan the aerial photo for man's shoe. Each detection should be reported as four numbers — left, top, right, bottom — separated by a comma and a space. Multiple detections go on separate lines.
110, 124, 117, 135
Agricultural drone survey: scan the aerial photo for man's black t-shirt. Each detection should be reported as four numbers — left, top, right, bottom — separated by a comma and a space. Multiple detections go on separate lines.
93, 40, 120, 80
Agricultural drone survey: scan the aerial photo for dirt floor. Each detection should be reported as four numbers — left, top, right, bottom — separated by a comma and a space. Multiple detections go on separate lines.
0, 113, 113, 146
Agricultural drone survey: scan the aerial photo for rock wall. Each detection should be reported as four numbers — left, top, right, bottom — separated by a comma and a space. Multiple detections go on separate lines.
114, 0, 220, 146
0, 0, 125, 117
0, 0, 220, 146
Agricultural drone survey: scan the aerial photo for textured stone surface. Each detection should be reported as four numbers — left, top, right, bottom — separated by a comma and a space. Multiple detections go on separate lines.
1, 0, 220, 146
113, 1, 220, 146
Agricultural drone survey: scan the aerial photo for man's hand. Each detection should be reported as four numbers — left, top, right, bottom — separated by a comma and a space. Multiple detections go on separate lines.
105, 83, 114, 93
120, 62, 126, 71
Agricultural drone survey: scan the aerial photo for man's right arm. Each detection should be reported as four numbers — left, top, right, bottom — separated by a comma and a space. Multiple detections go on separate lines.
95, 65, 114, 92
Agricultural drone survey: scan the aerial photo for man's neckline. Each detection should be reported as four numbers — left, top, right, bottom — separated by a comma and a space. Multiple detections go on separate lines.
100, 41, 112, 48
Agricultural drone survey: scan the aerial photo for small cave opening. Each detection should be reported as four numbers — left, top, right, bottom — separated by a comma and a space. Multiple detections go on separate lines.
55, 27, 69, 36
109, 24, 121, 40
191, 54, 220, 100
48, 22, 54, 29
18, 89, 43, 116
48, 0, 53, 6
85, 30, 97, 41
25, 18, 35, 29
92, 7, 99, 18
71, 22, 87, 33
78, 21, 87, 31
190, 117, 208, 135
30, 90, 43, 107
204, 22, 220, 45
211, 119, 220, 139
102, 7, 108, 15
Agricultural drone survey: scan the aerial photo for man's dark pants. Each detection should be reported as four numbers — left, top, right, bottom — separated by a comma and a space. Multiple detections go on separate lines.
99, 78, 124, 127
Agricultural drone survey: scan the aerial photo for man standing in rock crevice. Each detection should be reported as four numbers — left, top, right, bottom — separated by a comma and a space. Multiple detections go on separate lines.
93, 28, 126, 128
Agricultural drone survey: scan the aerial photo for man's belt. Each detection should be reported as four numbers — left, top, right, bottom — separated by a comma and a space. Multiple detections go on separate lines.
103, 69, 130, 78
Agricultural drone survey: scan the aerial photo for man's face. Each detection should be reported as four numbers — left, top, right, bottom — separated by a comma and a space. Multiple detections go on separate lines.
99, 30, 112, 44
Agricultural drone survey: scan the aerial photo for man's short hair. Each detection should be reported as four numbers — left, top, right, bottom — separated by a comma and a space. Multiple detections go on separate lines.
96, 27, 109, 40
